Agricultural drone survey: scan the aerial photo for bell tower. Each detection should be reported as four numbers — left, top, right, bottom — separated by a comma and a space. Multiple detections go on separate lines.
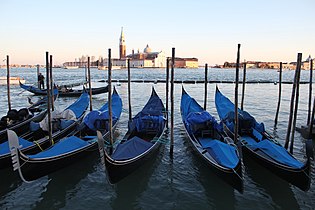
119, 27, 126, 59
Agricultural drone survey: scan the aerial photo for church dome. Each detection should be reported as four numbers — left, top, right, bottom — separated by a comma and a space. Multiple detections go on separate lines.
144, 44, 152, 53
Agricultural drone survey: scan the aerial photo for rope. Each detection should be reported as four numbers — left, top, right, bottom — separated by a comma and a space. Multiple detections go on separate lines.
33, 140, 44, 151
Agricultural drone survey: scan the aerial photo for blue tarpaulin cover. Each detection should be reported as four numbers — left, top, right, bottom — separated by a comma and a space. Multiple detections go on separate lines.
83, 90, 122, 131
66, 91, 89, 118
28, 136, 89, 158
0, 137, 34, 156
199, 138, 239, 168
181, 90, 221, 131
111, 136, 153, 160
215, 89, 265, 133
248, 140, 304, 169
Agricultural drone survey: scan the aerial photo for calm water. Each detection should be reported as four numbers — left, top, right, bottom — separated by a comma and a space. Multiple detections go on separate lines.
0, 67, 314, 210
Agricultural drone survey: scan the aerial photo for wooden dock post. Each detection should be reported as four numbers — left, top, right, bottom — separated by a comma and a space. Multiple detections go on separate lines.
88, 57, 93, 111
46, 52, 52, 143
128, 58, 132, 121
307, 59, 313, 125
285, 55, 300, 149
108, 49, 113, 153
166, 58, 170, 128
234, 44, 241, 144
170, 48, 175, 157
241, 61, 247, 111
204, 63, 208, 110
6, 55, 11, 111
49, 55, 54, 111
274, 62, 283, 127
289, 53, 302, 154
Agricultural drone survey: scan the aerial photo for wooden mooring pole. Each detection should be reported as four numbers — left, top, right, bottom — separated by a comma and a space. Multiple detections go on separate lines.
234, 44, 241, 144
46, 52, 53, 143
204, 63, 208, 110
128, 58, 132, 121
6, 55, 11, 111
88, 57, 93, 111
241, 61, 247, 111
289, 53, 302, 154
285, 54, 300, 150
170, 48, 175, 157
49, 55, 54, 111
307, 59, 313, 125
166, 58, 170, 128
108, 49, 113, 153
274, 62, 283, 127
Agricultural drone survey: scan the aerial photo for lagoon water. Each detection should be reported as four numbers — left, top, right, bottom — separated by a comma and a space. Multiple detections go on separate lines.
0, 67, 314, 210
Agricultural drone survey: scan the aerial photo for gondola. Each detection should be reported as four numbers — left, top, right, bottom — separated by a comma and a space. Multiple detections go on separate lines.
0, 94, 58, 143
180, 88, 243, 192
7, 87, 122, 182
1, 91, 89, 169
98, 87, 166, 184
215, 87, 311, 191
20, 82, 108, 97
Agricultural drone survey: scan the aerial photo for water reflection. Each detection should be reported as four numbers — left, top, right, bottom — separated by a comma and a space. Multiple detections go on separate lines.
244, 157, 300, 210
111, 148, 162, 210
32, 153, 98, 210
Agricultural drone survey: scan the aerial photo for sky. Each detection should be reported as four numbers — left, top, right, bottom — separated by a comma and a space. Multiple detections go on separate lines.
1, 0, 314, 66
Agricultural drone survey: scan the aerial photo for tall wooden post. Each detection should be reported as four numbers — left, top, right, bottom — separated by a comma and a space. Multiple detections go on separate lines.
49, 55, 54, 111
289, 53, 302, 154
234, 44, 241, 144
128, 58, 132, 121
309, 97, 315, 138
204, 63, 208, 110
88, 57, 93, 111
274, 62, 283, 127
241, 61, 247, 111
6, 55, 11, 111
108, 49, 113, 153
46, 52, 52, 143
307, 59, 313, 125
37, 64, 40, 89
285, 55, 300, 149
166, 58, 170, 128
170, 48, 175, 157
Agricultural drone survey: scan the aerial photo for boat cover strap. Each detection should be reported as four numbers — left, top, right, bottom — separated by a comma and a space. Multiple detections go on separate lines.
0, 137, 34, 156
199, 138, 239, 169
111, 136, 153, 160
248, 140, 304, 168
133, 115, 164, 133
28, 136, 89, 159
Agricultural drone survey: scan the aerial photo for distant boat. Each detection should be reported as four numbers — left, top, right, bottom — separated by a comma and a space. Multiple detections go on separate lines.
0, 76, 25, 85
98, 66, 121, 70
63, 66, 79, 69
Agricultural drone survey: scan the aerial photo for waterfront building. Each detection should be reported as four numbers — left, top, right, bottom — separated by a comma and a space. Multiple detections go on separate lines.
127, 45, 166, 68
174, 57, 198, 68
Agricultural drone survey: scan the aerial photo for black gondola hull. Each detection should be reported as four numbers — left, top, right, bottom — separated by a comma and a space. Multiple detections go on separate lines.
1, 117, 82, 169
0, 111, 46, 143
223, 125, 311, 191
20, 82, 108, 97
184, 130, 243, 193
242, 146, 310, 191
18, 144, 97, 181
104, 142, 161, 184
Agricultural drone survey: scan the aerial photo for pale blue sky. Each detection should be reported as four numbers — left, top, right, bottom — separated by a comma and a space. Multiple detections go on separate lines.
1, 0, 314, 65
